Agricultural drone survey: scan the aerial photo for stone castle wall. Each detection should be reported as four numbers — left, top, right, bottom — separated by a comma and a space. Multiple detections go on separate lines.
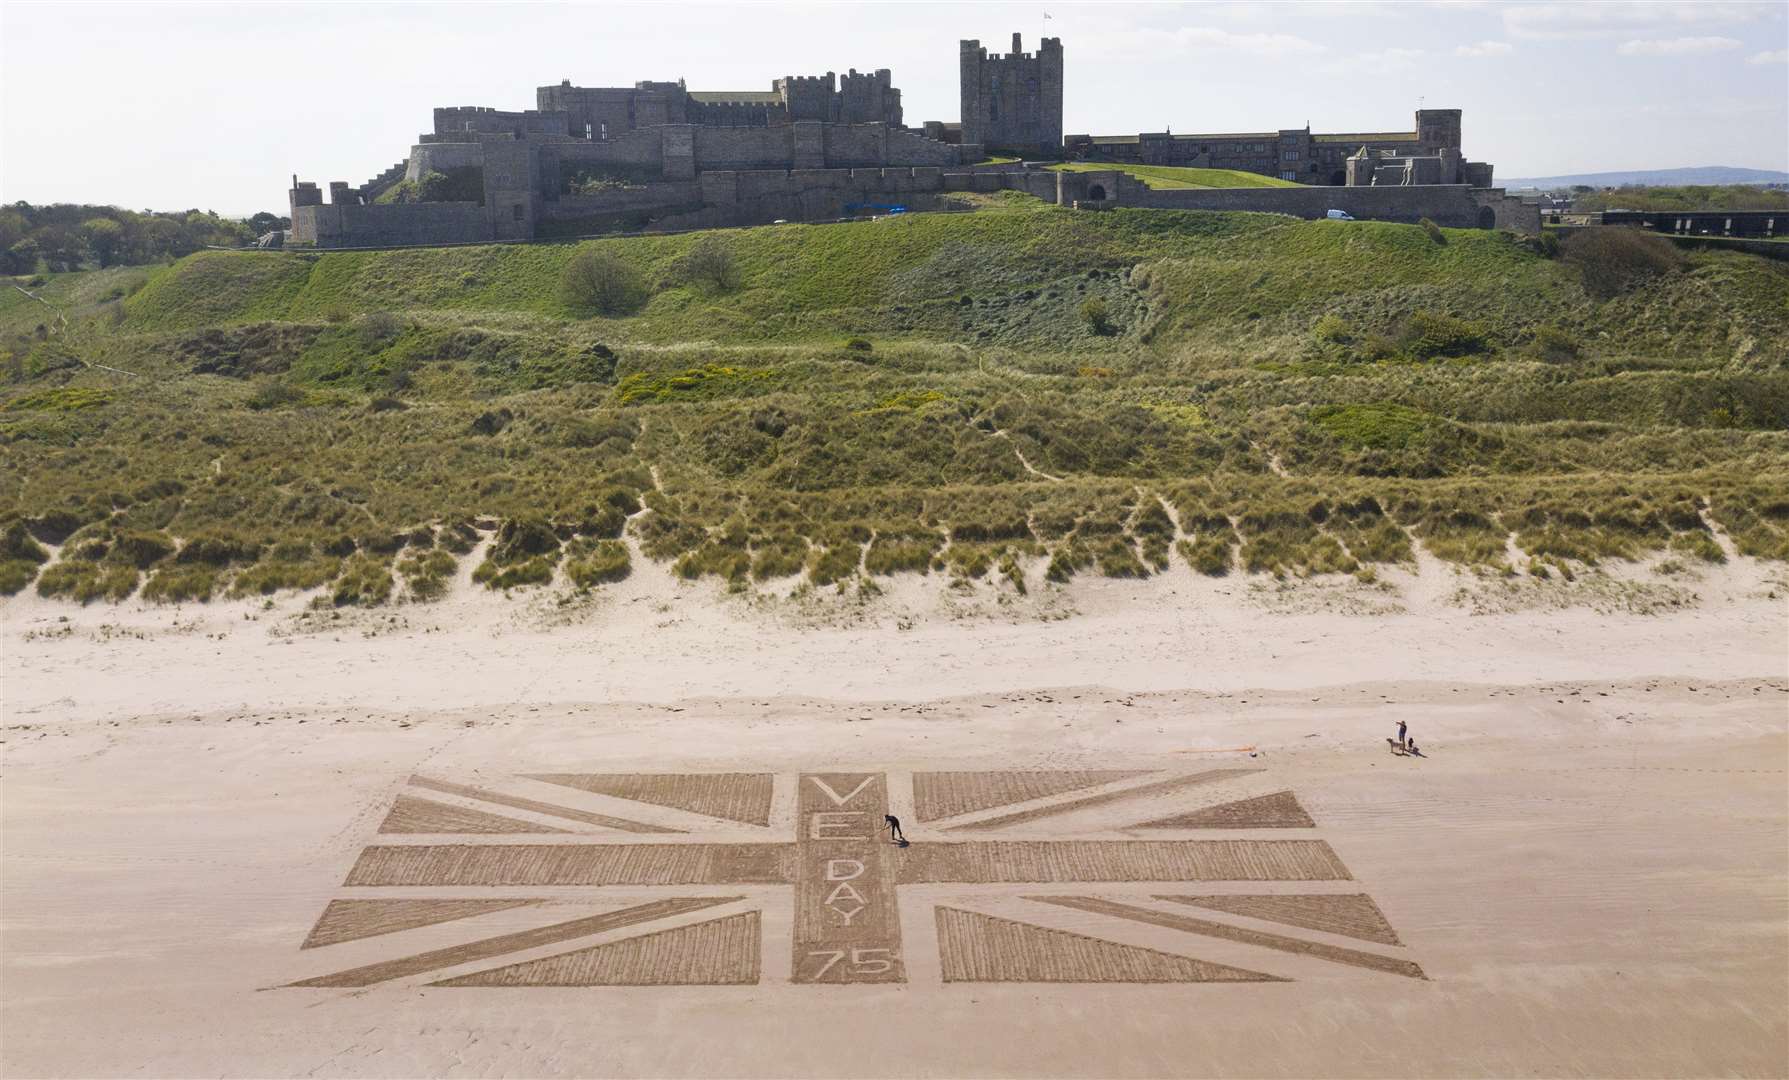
290, 201, 488, 247
1056, 170, 1538, 233
294, 163, 1535, 249
1066, 109, 1486, 187
416, 122, 972, 188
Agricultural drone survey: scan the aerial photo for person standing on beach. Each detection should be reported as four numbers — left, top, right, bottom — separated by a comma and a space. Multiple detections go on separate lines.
884, 814, 906, 845
1396, 720, 1408, 752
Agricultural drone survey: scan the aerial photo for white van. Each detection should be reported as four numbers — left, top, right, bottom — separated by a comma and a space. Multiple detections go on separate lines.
1326, 209, 1356, 221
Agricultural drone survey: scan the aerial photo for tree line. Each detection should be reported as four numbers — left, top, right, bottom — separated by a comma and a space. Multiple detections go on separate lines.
0, 202, 291, 275
1569, 185, 1789, 213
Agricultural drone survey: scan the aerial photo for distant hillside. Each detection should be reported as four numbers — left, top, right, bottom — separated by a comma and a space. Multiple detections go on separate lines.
1502, 167, 1789, 190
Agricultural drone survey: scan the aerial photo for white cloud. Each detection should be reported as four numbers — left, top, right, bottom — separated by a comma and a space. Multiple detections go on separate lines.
1075, 25, 1328, 60
1748, 49, 1789, 65
1504, 2, 1762, 40
1359, 47, 1426, 67
1196, 2, 1401, 22
1455, 40, 1514, 56
1617, 36, 1743, 56
1185, 28, 1330, 55
1318, 46, 1424, 75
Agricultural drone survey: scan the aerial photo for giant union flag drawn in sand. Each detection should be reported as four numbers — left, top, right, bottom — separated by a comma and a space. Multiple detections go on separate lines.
288, 770, 1425, 988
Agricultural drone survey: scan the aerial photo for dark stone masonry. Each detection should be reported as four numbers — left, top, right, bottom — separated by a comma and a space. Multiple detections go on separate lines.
289, 31, 1532, 248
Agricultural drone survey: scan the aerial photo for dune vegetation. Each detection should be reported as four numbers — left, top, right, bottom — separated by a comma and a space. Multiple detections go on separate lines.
3, 195, 1786, 605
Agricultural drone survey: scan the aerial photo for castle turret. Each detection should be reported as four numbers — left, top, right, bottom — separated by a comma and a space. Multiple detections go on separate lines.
959, 32, 1063, 157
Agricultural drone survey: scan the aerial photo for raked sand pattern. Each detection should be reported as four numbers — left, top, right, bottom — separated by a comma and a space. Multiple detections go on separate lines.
291, 769, 1419, 989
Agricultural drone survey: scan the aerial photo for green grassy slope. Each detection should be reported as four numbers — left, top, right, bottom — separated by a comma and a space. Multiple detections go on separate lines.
3, 199, 1786, 603
1050, 162, 1303, 189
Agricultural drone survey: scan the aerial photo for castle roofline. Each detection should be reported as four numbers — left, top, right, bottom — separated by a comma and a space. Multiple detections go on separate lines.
687, 90, 783, 103
1163, 131, 1275, 141
1314, 132, 1419, 143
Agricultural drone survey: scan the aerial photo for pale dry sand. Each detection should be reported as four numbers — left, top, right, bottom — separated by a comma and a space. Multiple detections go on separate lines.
2, 556, 1786, 1078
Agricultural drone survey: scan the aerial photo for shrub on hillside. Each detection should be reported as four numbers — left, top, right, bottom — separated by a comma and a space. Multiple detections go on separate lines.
1177, 535, 1234, 576
565, 539, 631, 588
175, 533, 260, 566
561, 247, 648, 316
0, 522, 49, 596
1529, 324, 1582, 363
1313, 314, 1353, 344
36, 560, 138, 603
487, 516, 560, 564
472, 516, 563, 590
141, 564, 220, 603
1079, 296, 1113, 335
671, 235, 740, 292
246, 378, 305, 411
1419, 218, 1447, 245
111, 530, 175, 569
356, 311, 404, 348
1398, 310, 1489, 358
2, 521, 49, 565
397, 549, 457, 600
1561, 227, 1688, 299
332, 554, 393, 606
1357, 332, 1400, 361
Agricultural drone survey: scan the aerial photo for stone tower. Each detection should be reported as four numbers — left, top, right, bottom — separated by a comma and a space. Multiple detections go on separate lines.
1415, 109, 1463, 153
960, 32, 1063, 157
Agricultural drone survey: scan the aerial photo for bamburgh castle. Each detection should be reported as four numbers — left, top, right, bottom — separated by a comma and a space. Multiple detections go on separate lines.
288, 32, 1533, 247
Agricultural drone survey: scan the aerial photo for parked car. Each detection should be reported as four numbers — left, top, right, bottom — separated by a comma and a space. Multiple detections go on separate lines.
1326, 209, 1356, 221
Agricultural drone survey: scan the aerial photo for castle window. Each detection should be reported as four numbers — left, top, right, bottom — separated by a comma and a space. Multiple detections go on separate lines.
512, 204, 524, 222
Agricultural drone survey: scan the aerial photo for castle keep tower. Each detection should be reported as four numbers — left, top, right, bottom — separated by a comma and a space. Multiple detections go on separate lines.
1415, 108, 1463, 152
960, 33, 1063, 157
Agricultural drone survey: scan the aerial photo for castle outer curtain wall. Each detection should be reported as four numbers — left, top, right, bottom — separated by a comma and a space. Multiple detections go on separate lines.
1056, 170, 1538, 233
289, 165, 1537, 249
289, 202, 490, 247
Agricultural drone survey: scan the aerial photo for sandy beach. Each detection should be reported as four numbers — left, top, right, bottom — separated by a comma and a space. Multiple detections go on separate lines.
3, 557, 1786, 1078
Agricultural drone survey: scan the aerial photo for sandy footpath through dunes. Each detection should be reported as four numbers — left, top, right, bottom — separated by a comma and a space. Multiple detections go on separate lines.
1, 561, 1786, 1078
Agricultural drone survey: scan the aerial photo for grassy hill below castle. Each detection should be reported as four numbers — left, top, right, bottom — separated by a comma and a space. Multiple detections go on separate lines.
1048, 163, 1304, 190
4, 196, 1786, 606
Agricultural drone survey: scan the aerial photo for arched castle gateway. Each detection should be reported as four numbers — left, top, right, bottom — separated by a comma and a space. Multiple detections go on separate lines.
288, 31, 1527, 248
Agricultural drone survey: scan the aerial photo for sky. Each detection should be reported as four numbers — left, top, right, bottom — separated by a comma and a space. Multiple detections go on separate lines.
3, 0, 1786, 213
